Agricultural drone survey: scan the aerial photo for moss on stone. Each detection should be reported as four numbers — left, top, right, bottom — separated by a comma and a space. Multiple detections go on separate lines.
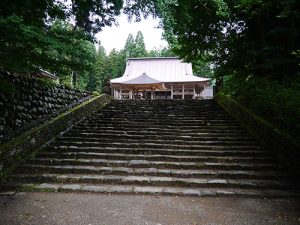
20, 184, 38, 192
215, 93, 300, 175
0, 94, 113, 179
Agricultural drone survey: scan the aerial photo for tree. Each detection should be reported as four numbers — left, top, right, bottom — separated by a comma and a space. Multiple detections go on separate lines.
84, 43, 98, 91
125, 0, 300, 81
94, 45, 108, 92
123, 34, 136, 58
0, 0, 123, 35
134, 31, 147, 57
123, 31, 148, 58
0, 0, 123, 73
159, 47, 176, 57
107, 49, 120, 79
147, 46, 175, 57
148, 48, 161, 57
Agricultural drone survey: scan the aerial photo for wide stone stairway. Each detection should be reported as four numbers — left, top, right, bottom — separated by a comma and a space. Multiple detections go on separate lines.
9, 100, 299, 197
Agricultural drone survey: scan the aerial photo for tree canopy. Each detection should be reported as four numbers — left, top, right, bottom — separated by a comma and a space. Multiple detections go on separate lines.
126, 0, 300, 80
0, 0, 123, 73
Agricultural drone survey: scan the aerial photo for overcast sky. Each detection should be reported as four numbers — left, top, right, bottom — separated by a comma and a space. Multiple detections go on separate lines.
95, 13, 168, 54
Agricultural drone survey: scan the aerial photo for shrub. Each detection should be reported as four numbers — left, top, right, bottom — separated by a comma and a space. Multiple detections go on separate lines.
223, 76, 300, 140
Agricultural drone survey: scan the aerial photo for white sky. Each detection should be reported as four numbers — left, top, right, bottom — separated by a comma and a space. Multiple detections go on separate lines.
95, 13, 168, 54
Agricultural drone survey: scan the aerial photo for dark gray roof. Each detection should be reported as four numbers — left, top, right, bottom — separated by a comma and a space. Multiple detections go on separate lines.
123, 73, 162, 85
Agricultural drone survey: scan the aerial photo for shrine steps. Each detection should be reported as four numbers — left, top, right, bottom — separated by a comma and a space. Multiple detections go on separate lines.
9, 100, 299, 197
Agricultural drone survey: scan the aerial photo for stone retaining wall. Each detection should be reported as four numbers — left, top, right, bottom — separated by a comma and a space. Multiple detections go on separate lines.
0, 70, 91, 143
215, 93, 300, 175
0, 94, 113, 178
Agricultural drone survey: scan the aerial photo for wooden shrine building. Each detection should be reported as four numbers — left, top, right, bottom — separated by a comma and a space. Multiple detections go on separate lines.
110, 57, 212, 100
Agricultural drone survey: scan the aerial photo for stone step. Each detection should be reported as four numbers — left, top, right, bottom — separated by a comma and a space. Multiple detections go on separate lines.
53, 141, 260, 149
74, 123, 243, 130
26, 158, 282, 171
94, 114, 231, 119
62, 131, 255, 141
82, 120, 240, 125
101, 105, 223, 109
16, 182, 300, 198
17, 164, 289, 180
67, 130, 250, 138
89, 116, 235, 120
97, 108, 228, 112
71, 127, 249, 135
37, 152, 273, 163
50, 146, 267, 156
102, 103, 221, 107
8, 99, 298, 198
56, 137, 257, 147
89, 112, 234, 117
12, 174, 295, 190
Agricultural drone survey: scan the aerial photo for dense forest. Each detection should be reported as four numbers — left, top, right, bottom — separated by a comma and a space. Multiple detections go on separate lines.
0, 0, 299, 140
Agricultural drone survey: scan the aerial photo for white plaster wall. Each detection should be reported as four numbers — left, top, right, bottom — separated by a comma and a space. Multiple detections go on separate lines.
200, 86, 214, 99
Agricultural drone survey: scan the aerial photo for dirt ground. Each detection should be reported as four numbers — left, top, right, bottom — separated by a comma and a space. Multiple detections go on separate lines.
0, 192, 299, 225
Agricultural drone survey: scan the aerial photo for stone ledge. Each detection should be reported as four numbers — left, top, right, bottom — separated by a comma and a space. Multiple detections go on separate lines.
0, 94, 113, 178
215, 93, 300, 175
12, 183, 300, 198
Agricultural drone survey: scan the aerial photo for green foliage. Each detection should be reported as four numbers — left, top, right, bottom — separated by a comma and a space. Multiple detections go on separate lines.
0, 0, 123, 36
125, 0, 300, 80
223, 75, 300, 140
192, 60, 214, 78
124, 34, 136, 58
123, 31, 148, 58
92, 91, 100, 96
134, 31, 147, 57
0, 0, 123, 74
94, 45, 108, 92
0, 17, 97, 74
148, 46, 176, 57
293, 50, 300, 65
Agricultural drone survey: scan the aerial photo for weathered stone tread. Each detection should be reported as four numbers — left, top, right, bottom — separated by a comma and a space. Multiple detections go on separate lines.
26, 158, 283, 171
9, 99, 298, 198
16, 183, 300, 198
17, 164, 290, 180
12, 173, 297, 190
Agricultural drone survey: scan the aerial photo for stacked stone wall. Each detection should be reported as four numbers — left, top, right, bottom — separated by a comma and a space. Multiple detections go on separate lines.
0, 70, 91, 143
215, 93, 300, 175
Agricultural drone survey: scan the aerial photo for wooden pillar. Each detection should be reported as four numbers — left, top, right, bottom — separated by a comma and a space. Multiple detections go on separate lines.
182, 84, 185, 100
193, 84, 196, 99
151, 89, 154, 100
119, 86, 122, 100
111, 87, 114, 98
171, 85, 173, 99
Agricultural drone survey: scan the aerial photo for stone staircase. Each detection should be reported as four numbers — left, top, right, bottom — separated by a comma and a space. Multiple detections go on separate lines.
9, 100, 299, 197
